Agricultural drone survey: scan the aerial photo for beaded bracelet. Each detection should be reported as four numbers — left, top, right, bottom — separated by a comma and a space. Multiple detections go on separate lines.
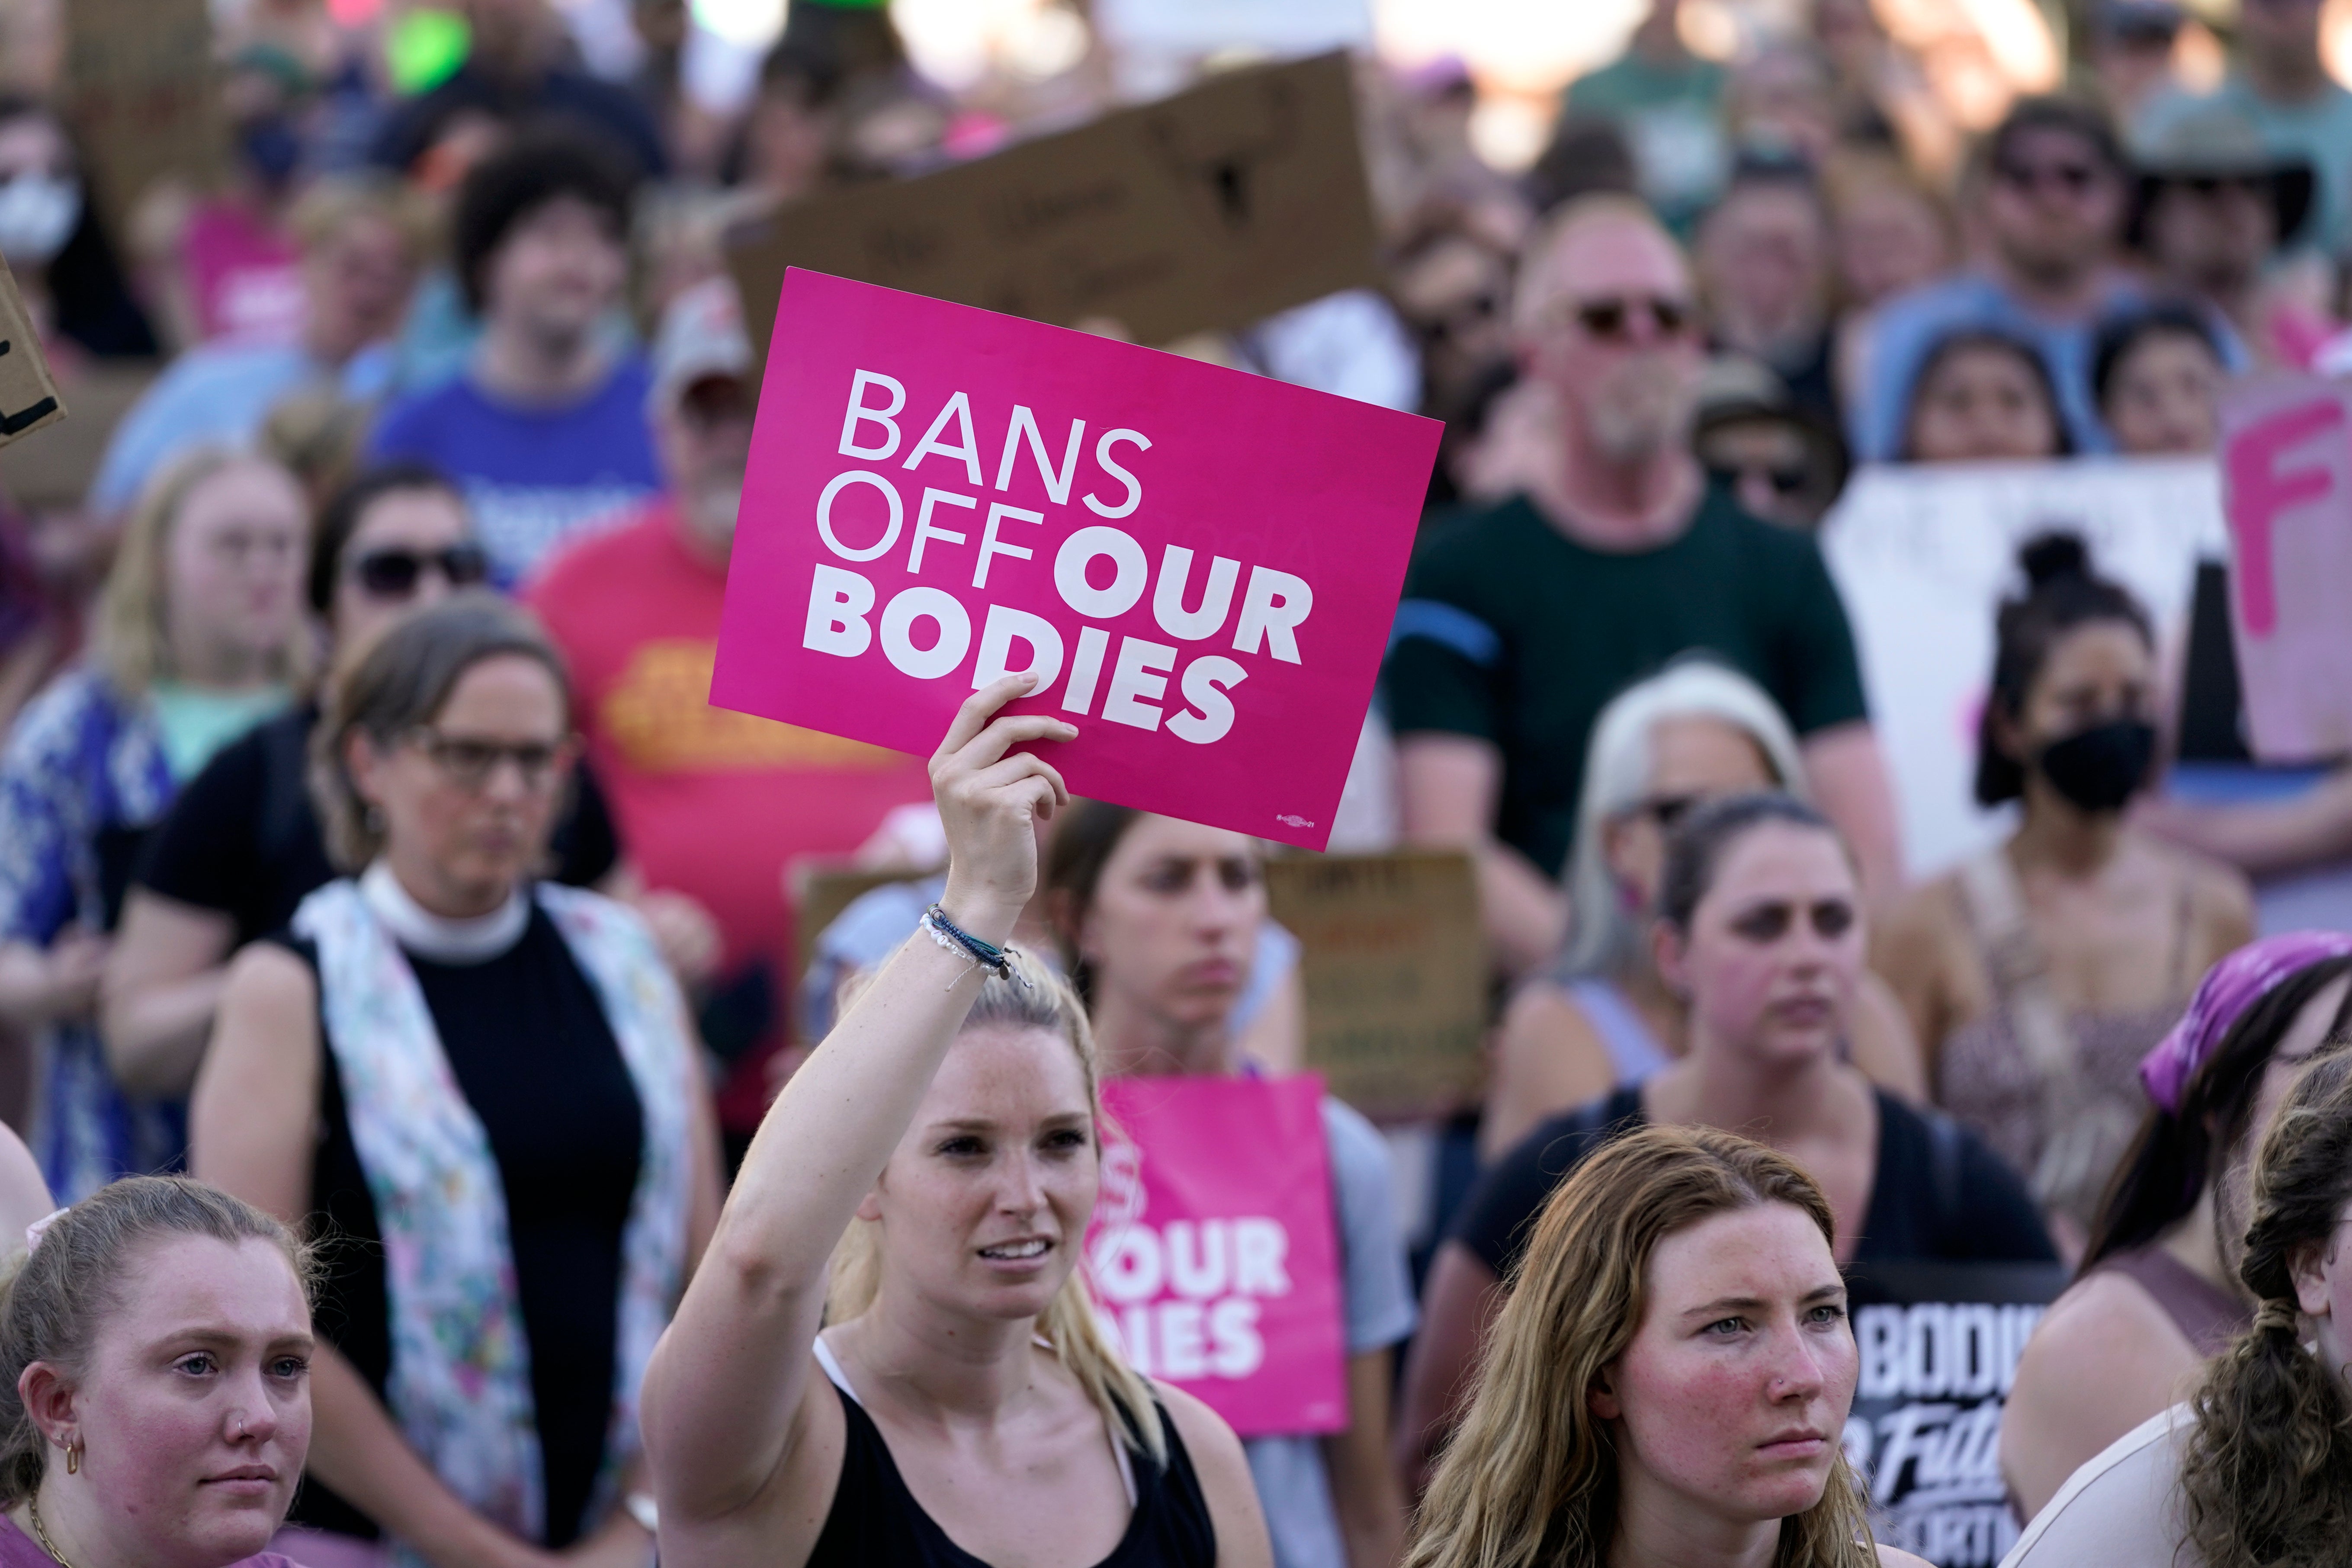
921, 903, 1025, 984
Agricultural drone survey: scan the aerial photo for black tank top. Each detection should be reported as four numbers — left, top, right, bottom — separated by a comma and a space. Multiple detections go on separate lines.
805, 1348, 1217, 1568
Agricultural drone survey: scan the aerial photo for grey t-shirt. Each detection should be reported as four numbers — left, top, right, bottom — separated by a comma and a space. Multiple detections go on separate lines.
1999, 1404, 2190, 1568
1243, 1097, 1418, 1568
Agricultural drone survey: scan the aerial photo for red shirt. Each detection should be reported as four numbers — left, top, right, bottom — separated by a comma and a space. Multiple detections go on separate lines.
528, 503, 933, 1129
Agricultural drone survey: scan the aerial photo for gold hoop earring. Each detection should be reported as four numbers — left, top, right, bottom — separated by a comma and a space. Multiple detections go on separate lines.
63, 1442, 78, 1476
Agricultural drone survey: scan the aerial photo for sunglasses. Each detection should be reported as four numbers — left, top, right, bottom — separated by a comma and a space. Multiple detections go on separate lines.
405, 727, 572, 793
1636, 794, 1703, 830
350, 543, 490, 600
1707, 462, 1812, 497
1550, 294, 1695, 343
1994, 159, 2106, 197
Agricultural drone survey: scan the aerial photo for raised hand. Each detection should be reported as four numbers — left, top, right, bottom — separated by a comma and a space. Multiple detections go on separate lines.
930, 675, 1075, 944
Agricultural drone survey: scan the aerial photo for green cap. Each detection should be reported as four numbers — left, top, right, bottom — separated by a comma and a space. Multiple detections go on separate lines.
387, 8, 472, 96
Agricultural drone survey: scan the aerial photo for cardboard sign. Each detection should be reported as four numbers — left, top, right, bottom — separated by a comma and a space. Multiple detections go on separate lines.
65, 0, 225, 234
1088, 1074, 1347, 1436
1842, 1261, 2069, 1568
2218, 373, 2352, 761
1264, 851, 1486, 1120
725, 53, 1380, 356
710, 270, 1438, 851
1820, 460, 2224, 878
0, 259, 64, 453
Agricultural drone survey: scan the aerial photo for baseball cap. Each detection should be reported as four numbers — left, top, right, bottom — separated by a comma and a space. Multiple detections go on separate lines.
649, 276, 755, 417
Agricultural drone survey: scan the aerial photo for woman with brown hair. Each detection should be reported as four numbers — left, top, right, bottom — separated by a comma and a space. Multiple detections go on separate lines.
0, 449, 310, 1199
2005, 1044, 2352, 1564
1404, 1123, 1928, 1568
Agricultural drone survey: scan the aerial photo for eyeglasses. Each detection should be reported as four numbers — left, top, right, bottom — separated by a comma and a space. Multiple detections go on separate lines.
1994, 159, 2106, 197
404, 727, 572, 792
1545, 294, 1696, 343
350, 544, 490, 600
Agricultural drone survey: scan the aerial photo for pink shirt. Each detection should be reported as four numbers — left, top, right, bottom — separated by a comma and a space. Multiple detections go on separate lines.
0, 1514, 305, 1568
181, 202, 304, 346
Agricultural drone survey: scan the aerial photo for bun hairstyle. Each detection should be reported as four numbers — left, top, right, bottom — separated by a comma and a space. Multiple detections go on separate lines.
0, 1178, 315, 1505
2181, 1046, 2352, 1568
1402, 1125, 1875, 1568
1973, 532, 2154, 807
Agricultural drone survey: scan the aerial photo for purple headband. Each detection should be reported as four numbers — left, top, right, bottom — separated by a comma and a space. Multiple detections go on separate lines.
2140, 931, 2352, 1115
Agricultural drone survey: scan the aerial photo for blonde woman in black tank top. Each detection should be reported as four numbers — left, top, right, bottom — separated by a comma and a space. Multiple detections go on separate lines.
640, 678, 1271, 1568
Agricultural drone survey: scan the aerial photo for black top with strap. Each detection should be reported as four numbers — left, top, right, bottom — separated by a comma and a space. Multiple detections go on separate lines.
805, 1342, 1217, 1568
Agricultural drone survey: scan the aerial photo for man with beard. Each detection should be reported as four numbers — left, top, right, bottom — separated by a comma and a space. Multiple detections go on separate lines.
527, 279, 934, 1154
1849, 96, 2143, 462
1384, 195, 1899, 975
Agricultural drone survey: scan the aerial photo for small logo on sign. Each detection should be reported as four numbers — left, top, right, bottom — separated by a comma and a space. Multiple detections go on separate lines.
1275, 814, 1314, 829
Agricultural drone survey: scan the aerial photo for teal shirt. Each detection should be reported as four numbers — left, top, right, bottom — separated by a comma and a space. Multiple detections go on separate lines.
148, 681, 291, 782
1566, 51, 1730, 228
2137, 74, 2352, 254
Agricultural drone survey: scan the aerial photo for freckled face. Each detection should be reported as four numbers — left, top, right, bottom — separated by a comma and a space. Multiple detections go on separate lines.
66, 1236, 313, 1568
1595, 1202, 1857, 1526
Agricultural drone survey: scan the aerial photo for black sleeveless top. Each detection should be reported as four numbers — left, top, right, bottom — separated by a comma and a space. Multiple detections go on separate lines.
806, 1366, 1217, 1568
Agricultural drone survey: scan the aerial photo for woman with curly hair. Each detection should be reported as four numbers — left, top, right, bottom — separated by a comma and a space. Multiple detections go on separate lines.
2006, 1043, 2352, 1563
1403, 1122, 1928, 1568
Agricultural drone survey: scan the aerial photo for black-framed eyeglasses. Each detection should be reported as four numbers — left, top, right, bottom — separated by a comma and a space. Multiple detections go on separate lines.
350, 543, 490, 600
404, 728, 573, 792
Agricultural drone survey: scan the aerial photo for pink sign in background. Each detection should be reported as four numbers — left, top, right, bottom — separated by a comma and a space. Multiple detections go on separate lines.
1086, 1075, 1346, 1437
711, 269, 1440, 850
2220, 372, 2352, 761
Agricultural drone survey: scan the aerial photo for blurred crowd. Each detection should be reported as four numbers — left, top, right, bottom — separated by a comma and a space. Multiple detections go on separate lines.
0, 0, 2345, 1562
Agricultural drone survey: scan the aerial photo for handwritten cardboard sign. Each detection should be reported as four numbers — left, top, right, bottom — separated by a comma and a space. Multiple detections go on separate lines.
2219, 373, 2352, 762
0, 257, 64, 454
710, 269, 1438, 851
1088, 1074, 1346, 1436
1264, 850, 1486, 1119
65, 0, 225, 236
725, 52, 1379, 358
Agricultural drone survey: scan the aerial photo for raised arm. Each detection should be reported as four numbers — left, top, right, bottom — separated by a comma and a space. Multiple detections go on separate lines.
639, 677, 1074, 1524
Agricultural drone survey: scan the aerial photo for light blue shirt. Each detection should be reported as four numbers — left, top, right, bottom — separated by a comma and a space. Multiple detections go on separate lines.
90, 340, 396, 514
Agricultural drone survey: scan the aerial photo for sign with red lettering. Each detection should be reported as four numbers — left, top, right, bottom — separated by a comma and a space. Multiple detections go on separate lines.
2220, 373, 2352, 760
1087, 1075, 1346, 1436
710, 269, 1438, 850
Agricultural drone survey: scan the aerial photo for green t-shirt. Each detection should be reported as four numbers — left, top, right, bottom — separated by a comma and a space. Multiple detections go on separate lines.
1382, 489, 1868, 879
1564, 52, 1729, 227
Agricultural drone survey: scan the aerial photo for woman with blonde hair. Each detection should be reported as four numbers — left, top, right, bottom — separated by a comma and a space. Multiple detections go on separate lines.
0, 447, 308, 1199
1483, 660, 1921, 1161
1405, 1123, 1929, 1568
641, 675, 1270, 1568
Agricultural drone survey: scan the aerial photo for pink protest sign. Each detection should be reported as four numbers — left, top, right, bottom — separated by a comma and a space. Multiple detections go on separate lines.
712, 269, 1440, 850
2220, 373, 2352, 760
1087, 1075, 1346, 1436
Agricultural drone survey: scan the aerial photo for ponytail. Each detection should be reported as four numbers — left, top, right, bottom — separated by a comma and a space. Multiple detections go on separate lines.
2181, 1049, 2352, 1567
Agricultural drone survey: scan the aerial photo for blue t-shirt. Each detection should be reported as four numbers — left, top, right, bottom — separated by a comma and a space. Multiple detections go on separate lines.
365, 358, 662, 588
1850, 271, 2146, 463
91, 342, 396, 515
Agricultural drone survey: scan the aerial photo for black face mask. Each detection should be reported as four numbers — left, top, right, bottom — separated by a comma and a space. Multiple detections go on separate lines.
2035, 719, 2156, 814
